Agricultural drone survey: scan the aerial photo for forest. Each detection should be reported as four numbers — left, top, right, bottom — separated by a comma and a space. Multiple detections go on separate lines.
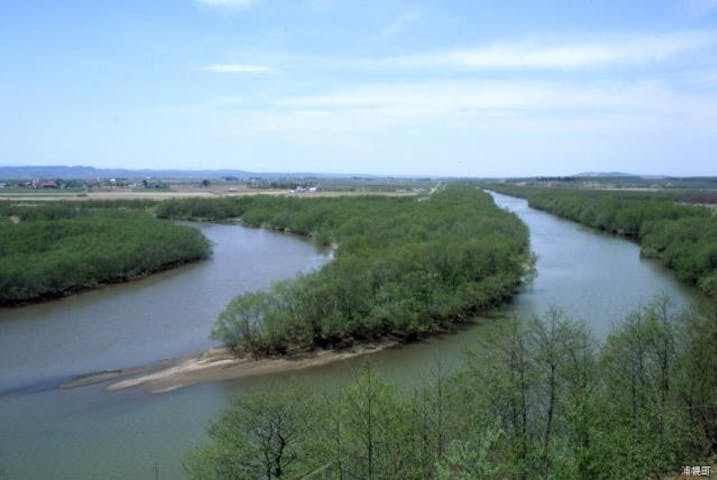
184, 298, 717, 480
157, 185, 531, 353
0, 202, 210, 304
487, 185, 717, 301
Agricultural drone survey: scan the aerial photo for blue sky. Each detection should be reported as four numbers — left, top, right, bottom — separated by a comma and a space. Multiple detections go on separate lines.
1, 0, 716, 176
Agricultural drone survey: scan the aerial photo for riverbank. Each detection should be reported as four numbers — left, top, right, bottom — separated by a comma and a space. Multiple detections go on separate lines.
0, 207, 211, 305
173, 186, 531, 355
2, 254, 209, 308
61, 341, 396, 394
487, 185, 717, 302
1, 192, 702, 480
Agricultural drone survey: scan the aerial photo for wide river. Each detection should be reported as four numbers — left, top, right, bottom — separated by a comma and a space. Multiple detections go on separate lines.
0, 193, 701, 479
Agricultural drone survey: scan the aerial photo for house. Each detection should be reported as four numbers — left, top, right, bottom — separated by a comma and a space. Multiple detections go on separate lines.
33, 180, 59, 189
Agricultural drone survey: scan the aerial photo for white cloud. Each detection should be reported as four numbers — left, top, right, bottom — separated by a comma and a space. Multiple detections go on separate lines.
275, 81, 709, 113
378, 32, 716, 70
203, 64, 272, 73
248, 80, 717, 136
196, 0, 260, 8
382, 11, 421, 37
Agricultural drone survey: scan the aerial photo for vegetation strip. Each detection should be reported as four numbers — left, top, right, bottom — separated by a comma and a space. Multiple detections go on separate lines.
157, 185, 532, 354
0, 202, 210, 305
184, 299, 717, 479
488, 184, 717, 301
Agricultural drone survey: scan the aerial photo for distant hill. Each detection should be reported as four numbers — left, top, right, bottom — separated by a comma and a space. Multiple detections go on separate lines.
0, 165, 255, 180
0, 166, 385, 181
574, 171, 638, 178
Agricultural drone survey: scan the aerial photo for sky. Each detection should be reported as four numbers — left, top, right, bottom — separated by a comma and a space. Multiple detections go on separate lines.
1, 0, 716, 177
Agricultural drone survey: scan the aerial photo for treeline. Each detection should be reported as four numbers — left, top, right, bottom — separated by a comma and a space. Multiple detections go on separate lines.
185, 299, 717, 480
489, 185, 717, 300
158, 186, 531, 353
156, 197, 240, 222
0, 204, 209, 304
0, 199, 159, 222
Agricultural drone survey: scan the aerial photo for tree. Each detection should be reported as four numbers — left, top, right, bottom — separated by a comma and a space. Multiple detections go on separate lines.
527, 307, 593, 477
675, 306, 717, 457
189, 299, 715, 480
435, 425, 504, 480
184, 386, 312, 480
466, 308, 595, 479
597, 298, 685, 479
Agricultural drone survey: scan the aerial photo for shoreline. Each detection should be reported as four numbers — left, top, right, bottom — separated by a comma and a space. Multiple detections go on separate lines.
0, 253, 209, 309
60, 341, 397, 394
57, 317, 499, 395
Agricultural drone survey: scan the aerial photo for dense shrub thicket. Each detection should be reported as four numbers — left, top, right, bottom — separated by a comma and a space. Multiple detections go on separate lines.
489, 185, 717, 300
0, 206, 210, 304
159, 186, 531, 353
185, 299, 717, 480
0, 199, 158, 222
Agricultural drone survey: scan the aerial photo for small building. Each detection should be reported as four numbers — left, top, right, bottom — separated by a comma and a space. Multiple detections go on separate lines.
34, 180, 59, 189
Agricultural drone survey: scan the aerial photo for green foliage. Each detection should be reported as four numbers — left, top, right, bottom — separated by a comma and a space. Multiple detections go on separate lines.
0, 207, 209, 304
186, 364, 447, 480
0, 199, 158, 221
596, 298, 686, 478
489, 184, 717, 301
435, 426, 505, 480
184, 387, 313, 480
465, 309, 598, 478
188, 300, 717, 479
189, 186, 531, 353
156, 197, 239, 221
675, 307, 717, 456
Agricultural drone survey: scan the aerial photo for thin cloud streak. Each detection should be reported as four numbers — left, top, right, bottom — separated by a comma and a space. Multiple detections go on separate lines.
248, 80, 717, 136
376, 32, 716, 70
275, 80, 717, 114
196, 0, 260, 8
203, 64, 272, 73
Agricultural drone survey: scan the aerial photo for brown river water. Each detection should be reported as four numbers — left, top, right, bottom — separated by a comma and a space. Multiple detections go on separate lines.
0, 193, 700, 479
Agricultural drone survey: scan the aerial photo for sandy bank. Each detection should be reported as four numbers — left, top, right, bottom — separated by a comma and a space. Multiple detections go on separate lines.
61, 342, 395, 394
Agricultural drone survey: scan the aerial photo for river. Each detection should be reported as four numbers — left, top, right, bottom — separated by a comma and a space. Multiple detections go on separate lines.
0, 193, 700, 479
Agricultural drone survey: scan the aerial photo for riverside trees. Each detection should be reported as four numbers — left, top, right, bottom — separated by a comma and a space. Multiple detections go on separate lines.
184, 388, 313, 479
488, 185, 717, 301
183, 185, 532, 354
159, 186, 531, 353
0, 204, 209, 304
185, 300, 717, 479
